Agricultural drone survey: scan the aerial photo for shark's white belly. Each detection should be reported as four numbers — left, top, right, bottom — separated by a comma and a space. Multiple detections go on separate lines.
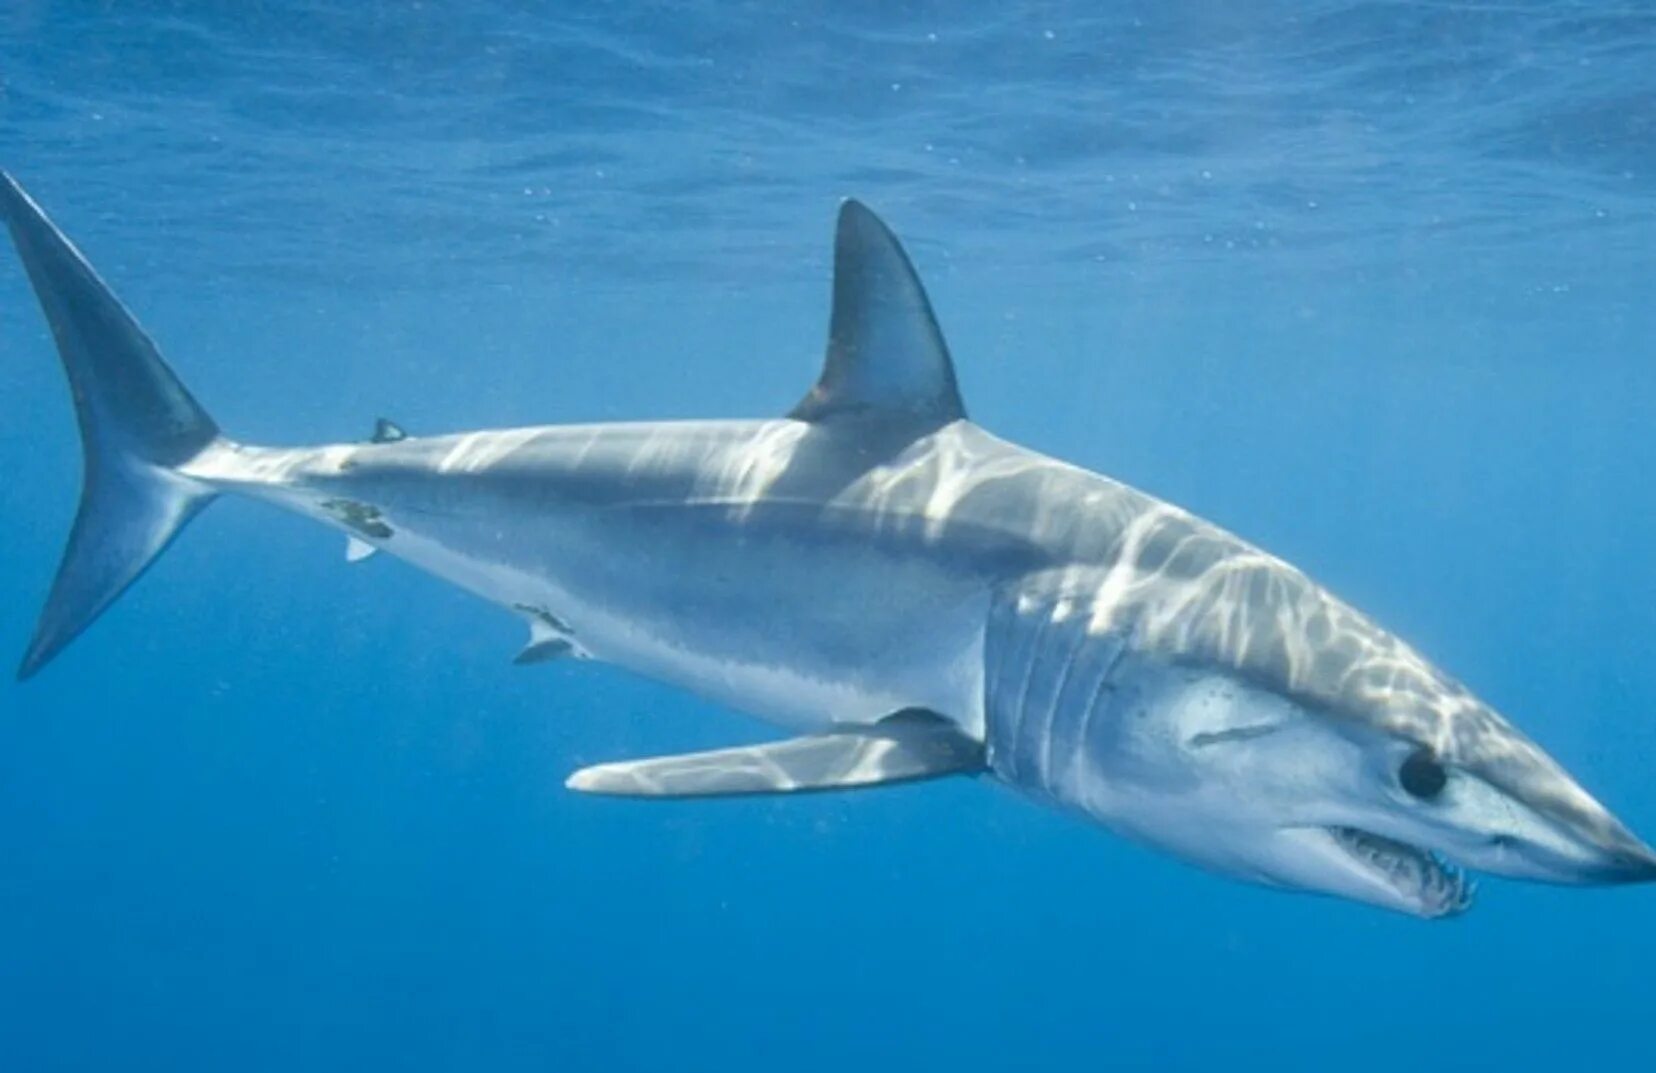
380, 512, 994, 738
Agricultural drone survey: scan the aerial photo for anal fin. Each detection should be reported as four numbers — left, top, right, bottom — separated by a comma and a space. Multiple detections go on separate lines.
565, 709, 983, 798
345, 535, 378, 563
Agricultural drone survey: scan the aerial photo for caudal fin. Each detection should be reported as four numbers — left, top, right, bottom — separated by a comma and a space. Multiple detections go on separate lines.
2, 173, 221, 679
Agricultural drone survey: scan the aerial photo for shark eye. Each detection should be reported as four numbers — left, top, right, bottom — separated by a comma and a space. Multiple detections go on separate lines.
1399, 747, 1448, 800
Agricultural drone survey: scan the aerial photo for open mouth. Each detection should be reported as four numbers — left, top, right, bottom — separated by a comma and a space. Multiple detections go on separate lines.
1329, 826, 1475, 918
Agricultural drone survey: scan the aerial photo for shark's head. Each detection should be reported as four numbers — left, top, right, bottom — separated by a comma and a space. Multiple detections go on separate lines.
1054, 538, 1656, 918
1086, 644, 1656, 919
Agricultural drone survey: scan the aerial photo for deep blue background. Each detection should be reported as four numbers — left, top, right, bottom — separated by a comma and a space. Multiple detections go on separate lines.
3, 3, 1655, 1070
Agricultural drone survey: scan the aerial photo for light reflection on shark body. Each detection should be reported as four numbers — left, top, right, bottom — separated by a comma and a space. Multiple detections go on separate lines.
5, 171, 1652, 918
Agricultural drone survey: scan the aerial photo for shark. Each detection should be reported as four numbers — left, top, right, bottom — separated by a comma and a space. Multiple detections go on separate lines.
4, 171, 1653, 919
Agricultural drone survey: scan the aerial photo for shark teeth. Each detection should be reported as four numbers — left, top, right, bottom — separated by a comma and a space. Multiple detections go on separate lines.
1330, 826, 1476, 918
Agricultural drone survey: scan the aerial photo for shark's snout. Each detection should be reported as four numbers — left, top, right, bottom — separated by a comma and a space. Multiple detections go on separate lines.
1542, 812, 1656, 885
1598, 843, 1656, 883
1487, 825, 1656, 886
1439, 748, 1656, 888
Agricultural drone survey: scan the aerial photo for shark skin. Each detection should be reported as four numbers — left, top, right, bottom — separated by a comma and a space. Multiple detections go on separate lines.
5, 170, 1654, 919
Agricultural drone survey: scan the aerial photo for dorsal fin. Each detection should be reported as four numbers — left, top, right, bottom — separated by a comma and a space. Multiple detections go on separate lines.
370, 417, 406, 444
789, 200, 965, 428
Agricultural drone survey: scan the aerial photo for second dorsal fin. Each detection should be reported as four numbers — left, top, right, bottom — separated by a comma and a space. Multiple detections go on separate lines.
789, 200, 965, 430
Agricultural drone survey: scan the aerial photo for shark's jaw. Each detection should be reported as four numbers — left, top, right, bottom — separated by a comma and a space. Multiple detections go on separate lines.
1320, 826, 1475, 918
1101, 819, 1479, 920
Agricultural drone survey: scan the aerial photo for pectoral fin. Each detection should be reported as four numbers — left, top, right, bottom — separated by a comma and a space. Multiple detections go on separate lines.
564, 709, 983, 798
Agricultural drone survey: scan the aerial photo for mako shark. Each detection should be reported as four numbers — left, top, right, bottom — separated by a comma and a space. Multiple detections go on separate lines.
4, 172, 1653, 918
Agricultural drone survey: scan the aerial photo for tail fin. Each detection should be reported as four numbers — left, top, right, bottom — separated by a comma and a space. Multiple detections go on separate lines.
2, 173, 221, 679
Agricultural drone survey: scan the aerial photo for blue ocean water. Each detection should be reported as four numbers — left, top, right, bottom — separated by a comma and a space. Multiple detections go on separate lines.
2, 2, 1654, 1069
